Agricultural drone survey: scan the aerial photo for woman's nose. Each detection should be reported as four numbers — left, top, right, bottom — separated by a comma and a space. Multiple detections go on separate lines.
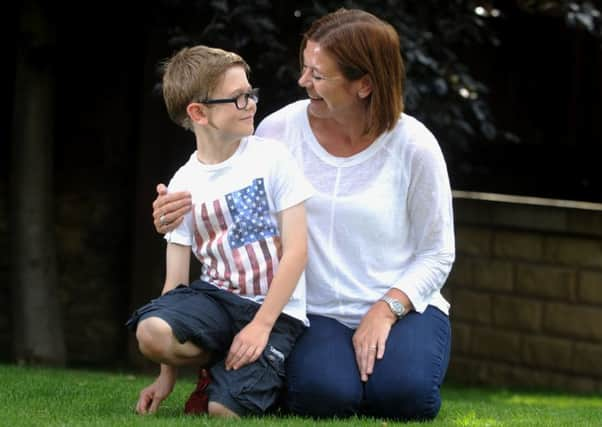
298, 67, 311, 87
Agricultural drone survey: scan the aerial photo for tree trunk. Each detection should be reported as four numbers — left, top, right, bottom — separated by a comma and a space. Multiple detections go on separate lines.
10, 1, 65, 365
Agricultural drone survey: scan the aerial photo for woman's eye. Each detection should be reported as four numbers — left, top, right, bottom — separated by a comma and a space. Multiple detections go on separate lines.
312, 74, 324, 81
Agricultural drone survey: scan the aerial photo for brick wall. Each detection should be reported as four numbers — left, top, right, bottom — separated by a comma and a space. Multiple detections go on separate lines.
446, 193, 602, 393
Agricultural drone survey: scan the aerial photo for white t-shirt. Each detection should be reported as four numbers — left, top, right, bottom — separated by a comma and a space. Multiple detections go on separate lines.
256, 100, 455, 328
165, 135, 314, 325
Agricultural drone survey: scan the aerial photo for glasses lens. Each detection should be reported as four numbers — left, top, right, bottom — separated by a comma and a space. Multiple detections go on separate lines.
235, 90, 259, 109
235, 93, 247, 110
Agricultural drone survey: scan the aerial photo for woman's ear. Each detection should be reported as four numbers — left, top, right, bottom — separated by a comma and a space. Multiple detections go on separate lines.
186, 102, 209, 125
357, 74, 373, 99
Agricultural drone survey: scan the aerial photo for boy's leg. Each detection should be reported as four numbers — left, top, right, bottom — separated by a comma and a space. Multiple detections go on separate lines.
127, 284, 234, 366
284, 314, 363, 418
195, 282, 304, 416
207, 324, 302, 416
136, 317, 211, 366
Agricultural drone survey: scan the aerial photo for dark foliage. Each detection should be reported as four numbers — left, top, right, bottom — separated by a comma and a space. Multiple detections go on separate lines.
149, 0, 504, 147
147, 0, 602, 201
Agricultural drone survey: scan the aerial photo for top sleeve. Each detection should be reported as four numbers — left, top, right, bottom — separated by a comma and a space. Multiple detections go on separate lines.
163, 169, 194, 247
255, 109, 287, 141
267, 140, 314, 213
393, 140, 455, 313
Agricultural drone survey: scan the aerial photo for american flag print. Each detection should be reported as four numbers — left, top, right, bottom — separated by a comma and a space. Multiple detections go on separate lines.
191, 178, 282, 296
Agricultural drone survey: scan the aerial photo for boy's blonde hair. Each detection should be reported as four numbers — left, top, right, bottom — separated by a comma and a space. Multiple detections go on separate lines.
161, 45, 250, 130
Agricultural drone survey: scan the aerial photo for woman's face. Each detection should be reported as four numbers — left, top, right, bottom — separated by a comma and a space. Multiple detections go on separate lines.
298, 40, 363, 120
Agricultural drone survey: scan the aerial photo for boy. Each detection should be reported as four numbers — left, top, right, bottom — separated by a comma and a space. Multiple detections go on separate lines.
126, 45, 313, 418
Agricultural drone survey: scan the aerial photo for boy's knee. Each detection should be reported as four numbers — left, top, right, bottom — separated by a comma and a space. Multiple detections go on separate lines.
136, 317, 173, 359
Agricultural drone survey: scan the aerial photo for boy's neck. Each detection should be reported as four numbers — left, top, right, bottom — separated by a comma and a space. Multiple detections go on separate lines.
195, 135, 243, 165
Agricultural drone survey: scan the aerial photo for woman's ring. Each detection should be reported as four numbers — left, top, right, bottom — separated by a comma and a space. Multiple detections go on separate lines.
159, 214, 167, 226
369, 346, 377, 350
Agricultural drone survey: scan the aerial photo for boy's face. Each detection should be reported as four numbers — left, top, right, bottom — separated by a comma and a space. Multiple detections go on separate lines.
203, 65, 256, 139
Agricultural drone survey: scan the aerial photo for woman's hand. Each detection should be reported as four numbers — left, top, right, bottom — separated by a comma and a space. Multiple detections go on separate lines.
152, 184, 192, 233
352, 301, 397, 382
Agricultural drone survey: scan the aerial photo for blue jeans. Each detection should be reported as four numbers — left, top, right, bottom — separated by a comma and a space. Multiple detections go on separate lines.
284, 306, 451, 420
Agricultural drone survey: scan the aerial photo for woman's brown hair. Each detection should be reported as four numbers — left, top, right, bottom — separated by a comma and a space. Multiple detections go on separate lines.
301, 9, 405, 138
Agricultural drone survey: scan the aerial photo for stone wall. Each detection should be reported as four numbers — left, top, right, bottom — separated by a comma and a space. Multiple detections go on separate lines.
2, 186, 602, 389
446, 192, 602, 393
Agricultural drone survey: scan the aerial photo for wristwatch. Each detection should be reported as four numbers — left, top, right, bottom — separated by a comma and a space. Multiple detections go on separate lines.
381, 295, 406, 319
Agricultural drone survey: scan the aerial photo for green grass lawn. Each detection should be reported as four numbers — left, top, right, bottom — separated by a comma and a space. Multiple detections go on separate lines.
1, 364, 601, 426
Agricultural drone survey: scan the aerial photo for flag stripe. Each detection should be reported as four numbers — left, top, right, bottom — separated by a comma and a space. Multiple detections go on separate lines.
213, 200, 232, 285
259, 239, 274, 292
232, 247, 247, 295
192, 206, 204, 260
189, 178, 281, 297
200, 203, 221, 285
245, 244, 261, 295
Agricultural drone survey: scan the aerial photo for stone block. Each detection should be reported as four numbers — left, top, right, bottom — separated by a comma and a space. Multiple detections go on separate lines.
493, 231, 543, 261
473, 259, 514, 292
578, 271, 602, 304
446, 356, 489, 385
543, 303, 602, 340
493, 295, 543, 332
573, 342, 602, 377
453, 199, 492, 225
521, 335, 573, 371
567, 210, 602, 237
456, 226, 492, 256
491, 204, 567, 232
543, 236, 602, 269
451, 322, 472, 354
451, 290, 492, 324
516, 264, 577, 301
447, 257, 472, 288
470, 326, 521, 363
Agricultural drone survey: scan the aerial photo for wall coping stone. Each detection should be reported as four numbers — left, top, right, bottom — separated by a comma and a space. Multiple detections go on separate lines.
453, 191, 602, 212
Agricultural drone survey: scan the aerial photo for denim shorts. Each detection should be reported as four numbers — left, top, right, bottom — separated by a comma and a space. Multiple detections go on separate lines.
126, 279, 305, 415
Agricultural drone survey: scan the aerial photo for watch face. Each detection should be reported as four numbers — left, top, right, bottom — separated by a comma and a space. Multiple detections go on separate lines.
392, 300, 404, 316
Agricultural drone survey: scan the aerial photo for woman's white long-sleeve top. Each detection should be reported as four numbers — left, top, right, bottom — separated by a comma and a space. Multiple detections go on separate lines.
256, 100, 455, 328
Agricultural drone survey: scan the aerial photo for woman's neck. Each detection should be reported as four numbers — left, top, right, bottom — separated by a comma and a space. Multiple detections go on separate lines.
309, 114, 375, 157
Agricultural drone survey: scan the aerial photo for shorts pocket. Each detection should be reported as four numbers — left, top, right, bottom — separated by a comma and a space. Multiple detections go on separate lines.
232, 346, 285, 413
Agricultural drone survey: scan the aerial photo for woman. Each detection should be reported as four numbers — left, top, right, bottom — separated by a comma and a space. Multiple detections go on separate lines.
152, 8, 455, 421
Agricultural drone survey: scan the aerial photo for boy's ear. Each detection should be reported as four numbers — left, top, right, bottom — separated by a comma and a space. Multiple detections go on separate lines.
186, 102, 209, 125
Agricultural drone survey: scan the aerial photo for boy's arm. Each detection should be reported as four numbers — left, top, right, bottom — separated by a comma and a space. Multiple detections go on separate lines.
162, 242, 191, 293
135, 242, 190, 415
225, 202, 307, 371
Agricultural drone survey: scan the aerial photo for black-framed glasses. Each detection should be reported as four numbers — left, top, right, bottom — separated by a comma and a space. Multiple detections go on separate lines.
200, 88, 259, 110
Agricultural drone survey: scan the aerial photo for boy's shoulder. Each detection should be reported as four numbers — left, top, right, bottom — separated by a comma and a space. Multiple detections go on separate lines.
167, 152, 198, 191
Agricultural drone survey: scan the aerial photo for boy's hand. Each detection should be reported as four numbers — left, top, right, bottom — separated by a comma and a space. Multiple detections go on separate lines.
225, 321, 270, 371
135, 373, 175, 414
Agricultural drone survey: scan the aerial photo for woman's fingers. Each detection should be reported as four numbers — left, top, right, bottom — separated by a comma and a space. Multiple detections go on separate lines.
152, 191, 192, 233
